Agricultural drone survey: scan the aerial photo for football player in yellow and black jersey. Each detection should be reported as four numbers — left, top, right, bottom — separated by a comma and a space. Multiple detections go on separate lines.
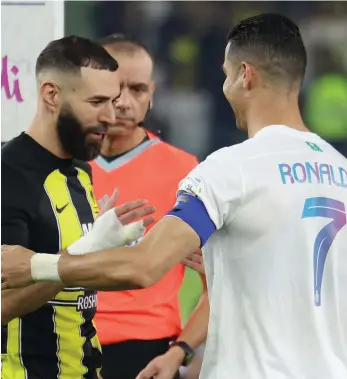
1, 36, 155, 379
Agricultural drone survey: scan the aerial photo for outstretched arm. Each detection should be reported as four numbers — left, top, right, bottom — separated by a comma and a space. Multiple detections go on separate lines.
3, 150, 242, 291
2, 192, 215, 291
58, 215, 201, 289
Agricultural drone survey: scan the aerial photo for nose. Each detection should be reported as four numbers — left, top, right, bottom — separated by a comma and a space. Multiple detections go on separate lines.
98, 102, 117, 126
116, 89, 131, 111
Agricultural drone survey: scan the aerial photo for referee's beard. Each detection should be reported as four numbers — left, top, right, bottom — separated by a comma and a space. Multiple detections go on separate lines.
57, 104, 107, 161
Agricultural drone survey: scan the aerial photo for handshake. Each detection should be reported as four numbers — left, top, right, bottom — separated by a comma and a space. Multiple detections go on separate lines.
1, 189, 156, 289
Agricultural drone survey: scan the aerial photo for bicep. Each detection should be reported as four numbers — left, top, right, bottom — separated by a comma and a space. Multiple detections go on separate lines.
141, 194, 216, 279
141, 216, 201, 277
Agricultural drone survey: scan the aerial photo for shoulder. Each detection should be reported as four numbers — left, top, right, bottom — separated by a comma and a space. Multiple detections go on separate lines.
204, 137, 270, 167
1, 161, 36, 219
182, 145, 248, 195
1, 159, 30, 191
1, 134, 25, 165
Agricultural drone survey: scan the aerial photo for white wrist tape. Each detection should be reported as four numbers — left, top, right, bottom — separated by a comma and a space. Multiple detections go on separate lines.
67, 208, 146, 255
31, 253, 62, 283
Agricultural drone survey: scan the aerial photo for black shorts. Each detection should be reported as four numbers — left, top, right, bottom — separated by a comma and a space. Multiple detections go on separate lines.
101, 337, 180, 379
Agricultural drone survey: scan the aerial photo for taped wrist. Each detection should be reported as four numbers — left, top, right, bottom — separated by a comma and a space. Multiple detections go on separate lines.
31, 253, 62, 283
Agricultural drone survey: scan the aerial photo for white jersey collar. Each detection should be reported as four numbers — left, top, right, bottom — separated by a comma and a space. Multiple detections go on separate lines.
254, 125, 319, 140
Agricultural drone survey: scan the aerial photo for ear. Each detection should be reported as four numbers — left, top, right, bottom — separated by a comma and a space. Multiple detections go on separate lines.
40, 81, 61, 113
149, 81, 156, 96
149, 82, 155, 110
241, 62, 254, 91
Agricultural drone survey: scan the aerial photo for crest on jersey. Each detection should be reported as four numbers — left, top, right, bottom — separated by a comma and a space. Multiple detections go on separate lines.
179, 176, 203, 198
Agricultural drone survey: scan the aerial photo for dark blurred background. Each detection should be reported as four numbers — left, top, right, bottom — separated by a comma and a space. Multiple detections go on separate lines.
65, 1, 347, 160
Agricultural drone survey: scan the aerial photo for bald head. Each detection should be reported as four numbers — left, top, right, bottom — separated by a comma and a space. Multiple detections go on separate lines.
100, 35, 153, 64
98, 35, 155, 137
101, 36, 154, 81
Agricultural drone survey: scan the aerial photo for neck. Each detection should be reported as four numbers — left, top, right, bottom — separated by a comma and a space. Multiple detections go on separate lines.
26, 113, 70, 159
101, 127, 147, 157
246, 90, 308, 138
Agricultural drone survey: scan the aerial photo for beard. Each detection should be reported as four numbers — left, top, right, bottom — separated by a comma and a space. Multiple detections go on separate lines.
57, 104, 107, 161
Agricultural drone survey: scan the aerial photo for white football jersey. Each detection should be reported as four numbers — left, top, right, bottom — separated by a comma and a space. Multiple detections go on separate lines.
179, 125, 347, 379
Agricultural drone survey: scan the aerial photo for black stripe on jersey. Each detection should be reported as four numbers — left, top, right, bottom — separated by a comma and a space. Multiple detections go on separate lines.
21, 306, 59, 379
66, 172, 94, 230
1, 325, 8, 354
62, 287, 84, 292
80, 289, 101, 377
47, 300, 78, 306
67, 172, 100, 376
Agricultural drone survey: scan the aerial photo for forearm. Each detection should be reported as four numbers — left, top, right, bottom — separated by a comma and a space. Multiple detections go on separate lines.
1, 249, 68, 323
162, 289, 209, 369
1, 282, 64, 324
58, 246, 146, 290
177, 291, 209, 349
29, 217, 200, 290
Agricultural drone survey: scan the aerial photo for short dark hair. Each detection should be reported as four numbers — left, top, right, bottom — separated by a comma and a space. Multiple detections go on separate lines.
227, 14, 307, 84
35, 35, 118, 76
99, 34, 154, 62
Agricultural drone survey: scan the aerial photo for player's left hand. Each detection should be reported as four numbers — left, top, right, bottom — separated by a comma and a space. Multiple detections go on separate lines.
1, 245, 35, 290
98, 188, 155, 227
183, 249, 205, 274
135, 346, 184, 379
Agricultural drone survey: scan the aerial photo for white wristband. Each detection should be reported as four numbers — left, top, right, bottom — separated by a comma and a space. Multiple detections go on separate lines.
31, 253, 62, 283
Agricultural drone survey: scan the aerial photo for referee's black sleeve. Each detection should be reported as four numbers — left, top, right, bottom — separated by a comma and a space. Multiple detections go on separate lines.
1, 163, 31, 247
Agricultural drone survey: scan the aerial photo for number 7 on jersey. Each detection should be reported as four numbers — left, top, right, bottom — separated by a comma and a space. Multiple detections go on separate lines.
302, 197, 346, 306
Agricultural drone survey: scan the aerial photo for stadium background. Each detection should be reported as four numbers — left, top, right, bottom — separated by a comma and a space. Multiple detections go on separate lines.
2, 0, 347, 330
64, 0, 347, 324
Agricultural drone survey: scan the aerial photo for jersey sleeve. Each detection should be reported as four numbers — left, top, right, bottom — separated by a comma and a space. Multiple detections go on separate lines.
167, 149, 243, 246
1, 163, 32, 247
182, 150, 243, 228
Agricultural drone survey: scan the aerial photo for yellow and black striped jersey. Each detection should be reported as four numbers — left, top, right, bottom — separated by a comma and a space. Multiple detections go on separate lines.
1, 133, 101, 379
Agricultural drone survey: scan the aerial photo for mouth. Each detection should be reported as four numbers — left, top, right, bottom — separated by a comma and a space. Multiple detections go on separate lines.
115, 117, 135, 124
89, 132, 106, 141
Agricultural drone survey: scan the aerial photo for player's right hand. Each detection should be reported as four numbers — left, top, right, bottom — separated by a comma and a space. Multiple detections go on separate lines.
99, 188, 155, 227
67, 189, 156, 255
1, 245, 35, 290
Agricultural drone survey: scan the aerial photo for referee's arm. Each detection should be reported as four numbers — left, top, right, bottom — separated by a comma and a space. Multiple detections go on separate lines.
1, 167, 64, 324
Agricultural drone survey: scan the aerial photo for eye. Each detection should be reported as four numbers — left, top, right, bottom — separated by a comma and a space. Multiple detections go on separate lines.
89, 100, 104, 106
131, 85, 147, 94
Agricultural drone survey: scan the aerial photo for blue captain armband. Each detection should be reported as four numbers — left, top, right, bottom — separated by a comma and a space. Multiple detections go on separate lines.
166, 191, 216, 247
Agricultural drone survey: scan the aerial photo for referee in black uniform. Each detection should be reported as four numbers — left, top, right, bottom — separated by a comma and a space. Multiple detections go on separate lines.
1, 36, 154, 379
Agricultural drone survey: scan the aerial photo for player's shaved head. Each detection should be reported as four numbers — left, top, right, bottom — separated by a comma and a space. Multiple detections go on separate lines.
36, 35, 119, 90
34, 36, 121, 161
226, 14, 307, 87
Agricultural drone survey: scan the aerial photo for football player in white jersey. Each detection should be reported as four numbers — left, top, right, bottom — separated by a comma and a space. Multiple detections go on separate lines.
2, 13, 347, 379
